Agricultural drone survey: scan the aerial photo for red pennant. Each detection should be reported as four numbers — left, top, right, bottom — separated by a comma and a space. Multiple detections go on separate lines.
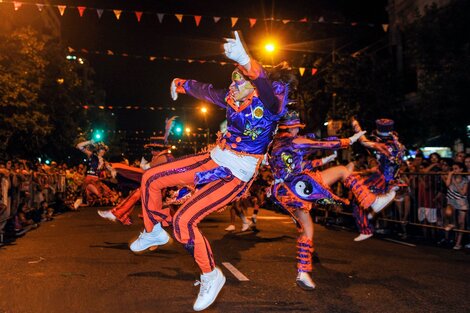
299, 18, 308, 22
194, 15, 202, 26
311, 68, 318, 75
249, 18, 257, 28
77, 6, 86, 17
135, 11, 143, 22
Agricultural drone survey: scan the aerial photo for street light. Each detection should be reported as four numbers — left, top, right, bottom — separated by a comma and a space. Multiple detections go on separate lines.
201, 107, 207, 114
264, 43, 276, 53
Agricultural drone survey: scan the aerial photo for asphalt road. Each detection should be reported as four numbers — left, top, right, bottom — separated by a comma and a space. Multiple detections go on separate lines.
1, 206, 469, 313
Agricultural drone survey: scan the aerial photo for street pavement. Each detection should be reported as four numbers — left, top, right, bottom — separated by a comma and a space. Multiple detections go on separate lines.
0, 206, 469, 313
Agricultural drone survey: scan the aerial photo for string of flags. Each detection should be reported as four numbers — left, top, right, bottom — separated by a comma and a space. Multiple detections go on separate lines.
81, 104, 224, 111
1, 0, 389, 32
68, 47, 319, 76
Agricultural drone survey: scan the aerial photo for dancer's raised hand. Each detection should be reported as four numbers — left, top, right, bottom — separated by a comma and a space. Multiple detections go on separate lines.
223, 31, 250, 65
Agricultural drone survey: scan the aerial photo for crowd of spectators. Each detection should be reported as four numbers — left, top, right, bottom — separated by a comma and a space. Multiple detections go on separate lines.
1, 150, 469, 250
0, 159, 89, 243
328, 150, 470, 249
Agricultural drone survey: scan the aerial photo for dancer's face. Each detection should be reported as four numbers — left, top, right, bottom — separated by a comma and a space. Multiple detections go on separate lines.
229, 70, 255, 102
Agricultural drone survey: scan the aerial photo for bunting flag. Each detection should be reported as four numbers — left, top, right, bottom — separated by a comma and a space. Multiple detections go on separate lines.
57, 5, 66, 16
135, 11, 143, 22
0, 1, 384, 29
113, 9, 122, 20
77, 6, 86, 17
194, 15, 202, 26
68, 46, 322, 76
231, 17, 238, 27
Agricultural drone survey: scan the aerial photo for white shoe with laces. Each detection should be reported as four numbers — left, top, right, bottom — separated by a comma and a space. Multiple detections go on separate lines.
97, 209, 117, 222
193, 267, 226, 311
354, 233, 373, 242
129, 223, 170, 253
371, 190, 396, 213
296, 272, 316, 291
241, 222, 253, 232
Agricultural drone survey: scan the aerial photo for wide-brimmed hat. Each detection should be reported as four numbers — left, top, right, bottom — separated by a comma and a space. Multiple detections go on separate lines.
144, 136, 170, 150
278, 110, 305, 129
375, 118, 394, 136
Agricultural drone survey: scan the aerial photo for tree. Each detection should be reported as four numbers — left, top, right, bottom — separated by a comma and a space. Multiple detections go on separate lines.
0, 27, 105, 161
0, 27, 51, 158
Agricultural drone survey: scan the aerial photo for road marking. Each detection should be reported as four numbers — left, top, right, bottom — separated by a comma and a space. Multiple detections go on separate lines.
383, 238, 416, 247
222, 262, 250, 281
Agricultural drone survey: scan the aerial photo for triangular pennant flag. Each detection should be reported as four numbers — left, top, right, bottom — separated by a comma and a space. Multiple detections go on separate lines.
113, 10, 122, 20
299, 18, 308, 23
107, 50, 114, 55
57, 5, 66, 16
213, 16, 221, 23
282, 19, 290, 24
77, 6, 86, 17
175, 14, 183, 23
36, 3, 44, 11
199, 60, 206, 64
311, 68, 318, 75
13, 2, 22, 11
382, 24, 389, 32
299, 67, 306, 76
67, 47, 75, 53
96, 9, 103, 19
122, 53, 128, 57
249, 18, 257, 28
318, 16, 325, 23
187, 59, 194, 63
194, 15, 202, 26
149, 56, 157, 61
220, 62, 227, 66
231, 17, 238, 27
135, 11, 143, 22
81, 48, 88, 53
157, 13, 164, 23
351, 22, 358, 26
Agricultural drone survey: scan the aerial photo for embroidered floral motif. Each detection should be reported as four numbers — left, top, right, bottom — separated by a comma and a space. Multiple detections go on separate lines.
243, 121, 263, 140
252, 106, 264, 119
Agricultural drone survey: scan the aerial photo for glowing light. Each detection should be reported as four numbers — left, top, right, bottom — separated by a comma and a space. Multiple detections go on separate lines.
324, 122, 329, 126
185, 127, 191, 133
265, 43, 275, 53
201, 107, 207, 114
57, 78, 64, 84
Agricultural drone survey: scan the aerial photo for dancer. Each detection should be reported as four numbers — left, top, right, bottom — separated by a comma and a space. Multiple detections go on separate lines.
130, 31, 289, 311
351, 118, 406, 241
75, 139, 119, 206
98, 118, 176, 225
269, 111, 396, 290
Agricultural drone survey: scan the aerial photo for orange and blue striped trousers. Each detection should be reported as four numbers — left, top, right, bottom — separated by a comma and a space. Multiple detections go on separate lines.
140, 152, 249, 273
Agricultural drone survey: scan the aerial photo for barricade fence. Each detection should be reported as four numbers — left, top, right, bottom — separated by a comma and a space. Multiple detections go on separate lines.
316, 172, 470, 236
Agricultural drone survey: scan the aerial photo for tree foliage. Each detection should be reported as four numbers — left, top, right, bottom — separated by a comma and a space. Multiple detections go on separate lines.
0, 27, 104, 161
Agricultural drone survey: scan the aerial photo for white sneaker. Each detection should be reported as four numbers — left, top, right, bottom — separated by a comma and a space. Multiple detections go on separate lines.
193, 267, 226, 311
97, 210, 117, 222
296, 272, 316, 291
354, 233, 373, 242
371, 190, 396, 213
241, 222, 253, 232
225, 224, 235, 232
129, 223, 170, 253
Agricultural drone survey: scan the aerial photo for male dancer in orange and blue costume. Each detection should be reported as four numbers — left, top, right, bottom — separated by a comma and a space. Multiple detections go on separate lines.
129, 31, 288, 311
269, 111, 397, 290
351, 118, 406, 241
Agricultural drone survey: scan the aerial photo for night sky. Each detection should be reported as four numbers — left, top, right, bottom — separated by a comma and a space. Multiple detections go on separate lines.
5, 0, 389, 135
